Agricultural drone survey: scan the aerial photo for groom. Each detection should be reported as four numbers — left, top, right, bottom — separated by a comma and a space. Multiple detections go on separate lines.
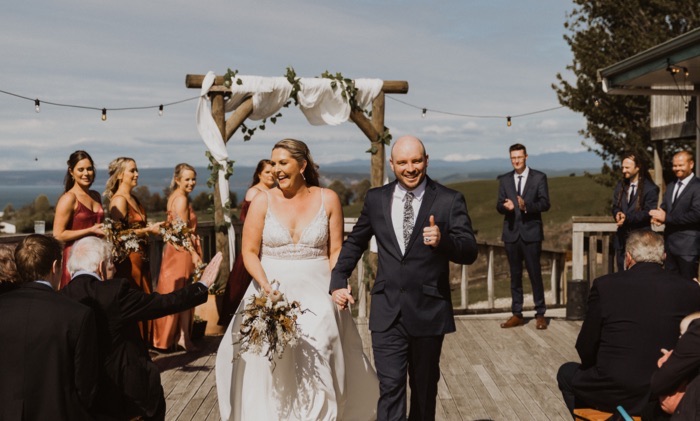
330, 135, 478, 421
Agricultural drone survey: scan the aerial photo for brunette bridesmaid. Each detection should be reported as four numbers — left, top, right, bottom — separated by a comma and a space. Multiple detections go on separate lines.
218, 159, 276, 326
152, 163, 203, 352
53, 150, 105, 289
104, 157, 161, 341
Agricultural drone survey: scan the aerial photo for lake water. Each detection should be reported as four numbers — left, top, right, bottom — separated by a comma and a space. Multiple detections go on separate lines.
1, 185, 65, 210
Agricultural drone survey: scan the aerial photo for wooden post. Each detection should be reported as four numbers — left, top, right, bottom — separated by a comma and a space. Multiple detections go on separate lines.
460, 264, 468, 309
487, 246, 495, 308
210, 91, 230, 287
370, 92, 386, 187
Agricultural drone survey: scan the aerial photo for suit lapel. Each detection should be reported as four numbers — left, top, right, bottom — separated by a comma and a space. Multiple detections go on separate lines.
673, 176, 697, 210
381, 181, 403, 257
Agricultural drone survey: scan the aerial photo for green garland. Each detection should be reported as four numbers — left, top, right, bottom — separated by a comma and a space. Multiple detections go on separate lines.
205, 151, 234, 230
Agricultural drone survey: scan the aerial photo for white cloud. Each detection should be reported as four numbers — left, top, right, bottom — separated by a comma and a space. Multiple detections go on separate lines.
443, 153, 485, 162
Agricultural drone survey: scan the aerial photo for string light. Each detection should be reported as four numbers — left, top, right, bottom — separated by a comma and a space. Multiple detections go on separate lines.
594, 97, 600, 107
507, 116, 512, 127
0, 88, 198, 120
387, 96, 565, 125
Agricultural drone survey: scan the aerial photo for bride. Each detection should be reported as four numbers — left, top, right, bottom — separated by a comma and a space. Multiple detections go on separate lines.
216, 139, 379, 420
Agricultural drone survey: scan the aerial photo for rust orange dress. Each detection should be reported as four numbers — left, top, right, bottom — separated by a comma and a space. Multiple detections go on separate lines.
113, 197, 152, 342
59, 197, 104, 289
152, 206, 200, 349
218, 199, 252, 327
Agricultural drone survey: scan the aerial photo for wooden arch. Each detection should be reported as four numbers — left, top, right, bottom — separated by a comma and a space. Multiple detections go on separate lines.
185, 73, 409, 278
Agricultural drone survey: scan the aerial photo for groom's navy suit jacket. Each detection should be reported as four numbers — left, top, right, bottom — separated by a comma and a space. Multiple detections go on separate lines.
330, 177, 478, 336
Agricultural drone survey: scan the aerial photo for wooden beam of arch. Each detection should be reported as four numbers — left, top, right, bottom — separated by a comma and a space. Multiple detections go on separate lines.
185, 74, 409, 94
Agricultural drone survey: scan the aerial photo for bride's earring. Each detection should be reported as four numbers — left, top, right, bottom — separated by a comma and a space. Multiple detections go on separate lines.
300, 171, 306, 181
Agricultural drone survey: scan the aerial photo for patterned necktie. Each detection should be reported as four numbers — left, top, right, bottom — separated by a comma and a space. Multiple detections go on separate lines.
517, 176, 523, 196
403, 192, 415, 249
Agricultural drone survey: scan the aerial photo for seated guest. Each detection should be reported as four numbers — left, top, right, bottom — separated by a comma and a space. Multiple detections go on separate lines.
0, 245, 18, 293
0, 235, 98, 421
61, 236, 222, 421
650, 312, 700, 419
557, 230, 700, 416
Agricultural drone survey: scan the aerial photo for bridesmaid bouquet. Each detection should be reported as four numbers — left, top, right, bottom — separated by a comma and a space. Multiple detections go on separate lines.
159, 216, 197, 253
102, 218, 146, 262
235, 280, 305, 364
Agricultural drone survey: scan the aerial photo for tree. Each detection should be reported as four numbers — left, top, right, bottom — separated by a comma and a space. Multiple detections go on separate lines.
191, 191, 213, 212
2, 204, 14, 219
327, 180, 352, 206
554, 1, 699, 186
351, 179, 371, 204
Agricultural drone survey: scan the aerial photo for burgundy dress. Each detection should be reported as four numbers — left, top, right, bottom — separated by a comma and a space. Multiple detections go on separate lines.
218, 199, 252, 326
152, 206, 200, 349
59, 197, 104, 289
113, 198, 153, 342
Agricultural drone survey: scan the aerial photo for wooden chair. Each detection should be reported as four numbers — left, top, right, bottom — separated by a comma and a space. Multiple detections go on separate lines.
573, 408, 641, 421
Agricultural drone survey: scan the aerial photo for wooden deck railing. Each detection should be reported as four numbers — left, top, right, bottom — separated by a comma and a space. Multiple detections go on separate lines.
1, 218, 568, 316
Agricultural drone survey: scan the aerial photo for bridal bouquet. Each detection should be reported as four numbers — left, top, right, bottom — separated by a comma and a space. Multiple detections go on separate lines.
159, 215, 198, 253
102, 218, 146, 263
235, 280, 305, 364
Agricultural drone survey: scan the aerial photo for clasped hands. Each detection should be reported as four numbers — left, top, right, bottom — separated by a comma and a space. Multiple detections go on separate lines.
503, 197, 526, 212
649, 208, 666, 226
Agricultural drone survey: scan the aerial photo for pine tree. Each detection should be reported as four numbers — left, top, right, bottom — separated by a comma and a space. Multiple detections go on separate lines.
554, 0, 699, 185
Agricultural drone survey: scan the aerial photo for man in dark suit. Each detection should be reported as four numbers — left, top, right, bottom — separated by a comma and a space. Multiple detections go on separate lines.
650, 150, 700, 280
0, 235, 98, 421
330, 135, 478, 421
651, 315, 700, 420
557, 230, 700, 416
612, 151, 659, 271
497, 143, 550, 329
61, 236, 222, 421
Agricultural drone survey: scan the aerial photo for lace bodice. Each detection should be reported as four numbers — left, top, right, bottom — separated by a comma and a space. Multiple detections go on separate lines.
261, 189, 329, 260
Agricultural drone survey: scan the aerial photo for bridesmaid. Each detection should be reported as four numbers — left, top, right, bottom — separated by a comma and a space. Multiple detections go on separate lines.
218, 159, 275, 326
152, 163, 203, 352
104, 157, 161, 341
53, 150, 105, 289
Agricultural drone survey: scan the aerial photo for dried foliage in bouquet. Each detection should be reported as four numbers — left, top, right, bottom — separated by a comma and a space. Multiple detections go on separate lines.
159, 215, 198, 253
234, 280, 306, 364
102, 218, 146, 263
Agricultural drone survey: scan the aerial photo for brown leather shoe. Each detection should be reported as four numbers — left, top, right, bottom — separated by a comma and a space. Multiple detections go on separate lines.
535, 315, 547, 330
500, 315, 524, 328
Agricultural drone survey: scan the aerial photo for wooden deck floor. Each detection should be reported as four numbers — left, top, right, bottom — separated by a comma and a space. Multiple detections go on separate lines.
154, 314, 582, 420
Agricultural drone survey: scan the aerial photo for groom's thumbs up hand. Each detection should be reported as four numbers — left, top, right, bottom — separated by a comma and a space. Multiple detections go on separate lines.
423, 215, 441, 247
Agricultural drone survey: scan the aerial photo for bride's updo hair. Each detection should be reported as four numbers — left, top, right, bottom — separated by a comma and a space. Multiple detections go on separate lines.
272, 139, 320, 187
170, 163, 197, 192
64, 150, 96, 192
104, 157, 135, 200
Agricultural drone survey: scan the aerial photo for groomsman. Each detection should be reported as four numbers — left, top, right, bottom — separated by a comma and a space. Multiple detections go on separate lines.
497, 143, 550, 330
331, 135, 478, 421
650, 150, 700, 279
611, 151, 659, 271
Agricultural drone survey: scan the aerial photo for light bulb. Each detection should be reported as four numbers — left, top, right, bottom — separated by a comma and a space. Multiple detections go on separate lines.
34, 99, 40, 113
158, 104, 164, 116
507, 116, 512, 127
422, 108, 427, 118
594, 98, 600, 107
101, 108, 107, 121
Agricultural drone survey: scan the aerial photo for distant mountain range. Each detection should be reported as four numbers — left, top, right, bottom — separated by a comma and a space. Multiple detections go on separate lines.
0, 151, 603, 209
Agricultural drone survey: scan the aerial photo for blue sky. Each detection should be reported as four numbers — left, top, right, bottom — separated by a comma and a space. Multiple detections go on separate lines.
0, 0, 590, 172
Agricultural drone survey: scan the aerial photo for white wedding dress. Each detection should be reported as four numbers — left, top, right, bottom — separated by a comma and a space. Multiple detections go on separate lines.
216, 190, 379, 421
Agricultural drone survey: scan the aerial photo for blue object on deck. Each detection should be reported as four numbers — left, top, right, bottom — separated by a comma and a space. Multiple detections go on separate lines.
616, 405, 634, 421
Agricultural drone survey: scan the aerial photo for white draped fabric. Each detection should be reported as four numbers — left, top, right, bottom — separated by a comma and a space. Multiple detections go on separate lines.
195, 72, 383, 269
196, 71, 237, 269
